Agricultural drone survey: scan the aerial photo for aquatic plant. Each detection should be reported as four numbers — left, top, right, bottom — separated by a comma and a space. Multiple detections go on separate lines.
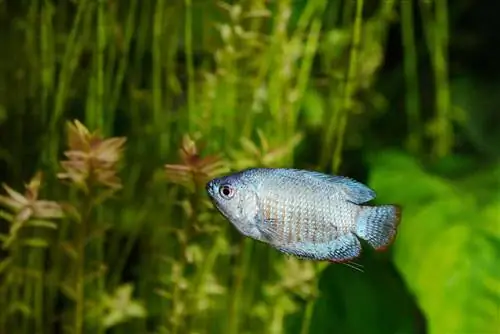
0, 0, 498, 334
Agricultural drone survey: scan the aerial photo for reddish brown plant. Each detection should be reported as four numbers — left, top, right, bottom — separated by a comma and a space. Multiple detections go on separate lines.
0, 172, 63, 223
164, 135, 228, 191
57, 120, 126, 192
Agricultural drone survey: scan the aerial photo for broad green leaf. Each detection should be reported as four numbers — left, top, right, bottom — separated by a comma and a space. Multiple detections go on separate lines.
369, 151, 500, 333
306, 259, 419, 334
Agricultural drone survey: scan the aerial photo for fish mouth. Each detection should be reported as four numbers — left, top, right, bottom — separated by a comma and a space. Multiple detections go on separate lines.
205, 178, 233, 220
205, 178, 219, 198
205, 179, 222, 208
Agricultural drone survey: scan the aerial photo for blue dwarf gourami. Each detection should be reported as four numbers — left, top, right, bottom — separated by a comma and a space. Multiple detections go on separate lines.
206, 168, 402, 263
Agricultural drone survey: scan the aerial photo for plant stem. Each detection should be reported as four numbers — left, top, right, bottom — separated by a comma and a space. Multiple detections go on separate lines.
332, 0, 364, 173
75, 192, 93, 334
433, 0, 452, 157
152, 0, 164, 128
401, 0, 422, 154
185, 0, 195, 132
95, 0, 106, 132
300, 297, 315, 334
228, 237, 252, 334
45, 0, 89, 167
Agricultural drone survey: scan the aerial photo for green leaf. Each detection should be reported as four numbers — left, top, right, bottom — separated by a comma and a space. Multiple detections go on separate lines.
369, 151, 500, 333
25, 219, 58, 229
0, 209, 13, 222
0, 257, 12, 275
60, 283, 77, 301
307, 259, 419, 334
7, 301, 32, 317
21, 238, 49, 248
101, 284, 147, 329
301, 88, 324, 128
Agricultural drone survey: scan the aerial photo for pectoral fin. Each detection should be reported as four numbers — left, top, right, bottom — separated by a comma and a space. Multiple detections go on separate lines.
256, 217, 290, 246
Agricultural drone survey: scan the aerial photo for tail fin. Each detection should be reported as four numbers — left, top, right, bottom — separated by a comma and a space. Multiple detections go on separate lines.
355, 205, 402, 250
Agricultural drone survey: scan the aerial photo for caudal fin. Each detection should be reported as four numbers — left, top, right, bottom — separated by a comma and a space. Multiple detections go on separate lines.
355, 205, 402, 250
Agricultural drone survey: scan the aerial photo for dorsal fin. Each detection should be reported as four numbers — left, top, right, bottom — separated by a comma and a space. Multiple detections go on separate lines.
275, 169, 376, 204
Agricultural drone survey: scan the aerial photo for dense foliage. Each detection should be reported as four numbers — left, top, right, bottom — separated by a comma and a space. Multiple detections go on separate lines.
0, 1, 498, 333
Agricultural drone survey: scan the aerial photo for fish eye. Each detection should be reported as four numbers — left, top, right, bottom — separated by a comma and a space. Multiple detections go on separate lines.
219, 184, 235, 199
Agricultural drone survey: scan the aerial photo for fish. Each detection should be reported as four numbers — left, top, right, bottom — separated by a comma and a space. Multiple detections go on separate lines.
205, 168, 402, 264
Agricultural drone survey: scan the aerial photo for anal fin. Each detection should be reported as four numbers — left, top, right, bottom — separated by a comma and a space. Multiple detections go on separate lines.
276, 232, 362, 262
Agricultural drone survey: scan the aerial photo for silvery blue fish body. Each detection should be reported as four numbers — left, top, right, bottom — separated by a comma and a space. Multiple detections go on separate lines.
206, 168, 401, 262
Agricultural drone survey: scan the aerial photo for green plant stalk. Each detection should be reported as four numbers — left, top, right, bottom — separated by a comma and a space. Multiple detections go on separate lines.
94, 4, 107, 332
46, 0, 89, 167
433, 0, 452, 157
0, 279, 5, 333
418, 0, 452, 158
108, 0, 138, 127
152, 0, 164, 129
172, 186, 202, 334
379, 0, 396, 18
22, 246, 35, 334
184, 185, 207, 334
332, 0, 364, 173
159, 5, 177, 157
85, 0, 106, 131
270, 299, 285, 334
35, 252, 45, 334
1, 219, 23, 333
185, 0, 195, 132
341, 0, 355, 26
301, 263, 326, 334
205, 4, 238, 144
47, 208, 71, 333
318, 1, 342, 170
40, 0, 56, 126
300, 296, 315, 334
191, 233, 226, 331
103, 5, 117, 137
218, 50, 238, 145
227, 237, 253, 334
24, 245, 45, 333
241, 0, 275, 139
95, 0, 106, 132
267, 0, 290, 140
93, 206, 106, 334
75, 192, 93, 334
288, 14, 323, 159
106, 165, 144, 289
418, 1, 434, 56
288, 0, 326, 141
170, 252, 185, 334
26, 0, 39, 98
280, 0, 326, 163
401, 0, 422, 154
130, 0, 151, 130
152, 187, 179, 332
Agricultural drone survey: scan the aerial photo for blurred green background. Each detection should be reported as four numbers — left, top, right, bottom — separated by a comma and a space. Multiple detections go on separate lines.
0, 0, 499, 333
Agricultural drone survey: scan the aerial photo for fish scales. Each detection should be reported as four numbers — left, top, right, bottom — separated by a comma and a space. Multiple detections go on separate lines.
258, 179, 348, 245
206, 168, 402, 263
